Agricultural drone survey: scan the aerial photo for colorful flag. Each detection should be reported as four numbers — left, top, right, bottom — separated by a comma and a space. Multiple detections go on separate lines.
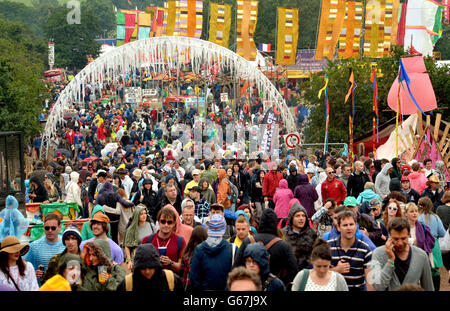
117, 11, 125, 46
399, 58, 426, 115
258, 43, 271, 52
345, 68, 356, 161
275, 7, 299, 65
164, 0, 180, 36
208, 2, 232, 48
318, 74, 330, 153
138, 12, 152, 40
178, 0, 203, 38
315, 0, 346, 60
371, 67, 379, 154
236, 0, 259, 61
124, 13, 137, 43
363, 0, 400, 58
338, 0, 364, 59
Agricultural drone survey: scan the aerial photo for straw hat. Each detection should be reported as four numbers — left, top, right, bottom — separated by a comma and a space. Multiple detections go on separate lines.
0, 236, 29, 256
426, 175, 441, 186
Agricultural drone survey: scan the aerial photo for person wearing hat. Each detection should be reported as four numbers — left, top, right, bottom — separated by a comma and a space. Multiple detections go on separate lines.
421, 175, 444, 211
200, 159, 217, 184
42, 225, 82, 284
184, 169, 205, 197
39, 253, 85, 291
343, 196, 381, 248
79, 212, 125, 267
189, 214, 235, 290
400, 175, 420, 204
117, 243, 183, 291
129, 168, 143, 200
188, 186, 210, 220
0, 236, 39, 291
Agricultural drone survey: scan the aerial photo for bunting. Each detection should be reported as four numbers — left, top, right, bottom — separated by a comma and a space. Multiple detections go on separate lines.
208, 2, 232, 48
178, 0, 203, 38
315, 0, 346, 60
236, 0, 259, 61
338, 0, 364, 59
363, 0, 400, 58
275, 7, 299, 65
345, 68, 356, 161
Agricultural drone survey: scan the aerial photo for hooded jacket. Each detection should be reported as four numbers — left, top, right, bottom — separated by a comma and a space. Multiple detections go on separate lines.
96, 182, 134, 222
273, 179, 294, 219
390, 158, 402, 180
233, 209, 298, 285
199, 177, 217, 204
356, 189, 382, 205
217, 169, 231, 208
407, 171, 428, 194
65, 172, 83, 207
243, 244, 285, 291
80, 240, 126, 291
116, 244, 183, 292
29, 176, 49, 203
286, 170, 300, 192
262, 170, 283, 199
281, 204, 317, 271
347, 171, 370, 199
293, 174, 319, 218
189, 238, 233, 290
375, 163, 392, 198
166, 204, 193, 245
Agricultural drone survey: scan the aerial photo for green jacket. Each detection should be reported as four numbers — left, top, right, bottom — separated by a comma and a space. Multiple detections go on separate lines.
81, 205, 111, 240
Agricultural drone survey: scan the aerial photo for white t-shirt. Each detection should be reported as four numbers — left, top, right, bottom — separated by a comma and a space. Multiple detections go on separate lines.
0, 262, 39, 291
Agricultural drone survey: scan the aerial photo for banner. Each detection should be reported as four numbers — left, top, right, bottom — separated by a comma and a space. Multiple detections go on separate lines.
208, 2, 232, 48
338, 0, 364, 59
178, 0, 203, 38
151, 7, 165, 37
124, 12, 137, 43
276, 7, 299, 65
236, 0, 259, 61
164, 0, 180, 36
261, 106, 280, 154
315, 0, 346, 60
138, 12, 152, 39
117, 11, 125, 46
363, 0, 400, 58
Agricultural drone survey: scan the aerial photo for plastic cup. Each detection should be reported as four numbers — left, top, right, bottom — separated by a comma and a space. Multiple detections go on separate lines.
158, 247, 167, 256
98, 265, 108, 284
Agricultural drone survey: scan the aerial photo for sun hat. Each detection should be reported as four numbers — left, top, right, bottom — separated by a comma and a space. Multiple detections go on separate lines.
0, 236, 29, 256
207, 214, 226, 238
92, 212, 110, 224
426, 175, 441, 185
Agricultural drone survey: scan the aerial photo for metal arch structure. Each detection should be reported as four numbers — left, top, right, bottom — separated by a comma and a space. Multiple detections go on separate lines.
40, 36, 298, 160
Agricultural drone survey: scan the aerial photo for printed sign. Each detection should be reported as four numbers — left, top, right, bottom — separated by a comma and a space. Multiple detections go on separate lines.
285, 133, 300, 148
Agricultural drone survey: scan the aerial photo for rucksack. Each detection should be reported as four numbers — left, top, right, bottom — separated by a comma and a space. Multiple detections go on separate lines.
125, 269, 174, 291
247, 235, 285, 279
224, 178, 238, 204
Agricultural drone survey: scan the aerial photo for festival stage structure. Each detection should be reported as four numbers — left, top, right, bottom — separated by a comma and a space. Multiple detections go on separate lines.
39, 36, 297, 161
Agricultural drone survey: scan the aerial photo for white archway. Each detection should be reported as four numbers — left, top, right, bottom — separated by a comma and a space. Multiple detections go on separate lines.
40, 36, 297, 159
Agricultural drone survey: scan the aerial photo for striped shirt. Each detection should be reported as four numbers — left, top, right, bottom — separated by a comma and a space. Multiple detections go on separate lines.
329, 237, 372, 291
24, 236, 66, 271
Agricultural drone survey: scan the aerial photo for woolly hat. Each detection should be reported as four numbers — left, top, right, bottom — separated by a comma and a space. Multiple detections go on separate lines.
207, 214, 226, 238
62, 225, 82, 246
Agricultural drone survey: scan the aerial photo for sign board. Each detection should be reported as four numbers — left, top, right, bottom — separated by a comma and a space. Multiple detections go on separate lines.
185, 97, 206, 109
48, 42, 55, 69
124, 87, 142, 103
285, 133, 300, 149
142, 89, 158, 97
220, 93, 228, 102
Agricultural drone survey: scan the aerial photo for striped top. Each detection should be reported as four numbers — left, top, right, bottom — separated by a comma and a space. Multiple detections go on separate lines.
23, 236, 66, 271
329, 237, 372, 291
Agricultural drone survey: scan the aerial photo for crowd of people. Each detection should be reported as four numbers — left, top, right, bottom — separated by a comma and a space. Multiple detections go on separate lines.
0, 77, 449, 292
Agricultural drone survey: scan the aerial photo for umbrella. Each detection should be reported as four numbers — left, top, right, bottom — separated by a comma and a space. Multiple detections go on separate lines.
84, 156, 98, 162
54, 149, 72, 158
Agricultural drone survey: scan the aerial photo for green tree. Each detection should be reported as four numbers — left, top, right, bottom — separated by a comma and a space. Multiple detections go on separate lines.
43, 6, 100, 71
0, 17, 47, 140
81, 0, 116, 37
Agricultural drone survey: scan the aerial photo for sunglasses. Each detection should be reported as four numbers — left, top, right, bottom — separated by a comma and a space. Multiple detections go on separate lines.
388, 206, 398, 211
159, 219, 174, 225
45, 226, 58, 231
370, 207, 378, 211
327, 171, 335, 174
369, 201, 380, 206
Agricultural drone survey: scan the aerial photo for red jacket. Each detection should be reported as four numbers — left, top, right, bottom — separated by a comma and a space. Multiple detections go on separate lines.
263, 170, 283, 199
66, 130, 75, 145
321, 177, 347, 205
97, 124, 107, 140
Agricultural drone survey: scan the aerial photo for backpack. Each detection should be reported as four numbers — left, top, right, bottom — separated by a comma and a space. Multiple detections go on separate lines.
248, 235, 285, 279
224, 178, 238, 204
125, 269, 174, 291
297, 269, 310, 291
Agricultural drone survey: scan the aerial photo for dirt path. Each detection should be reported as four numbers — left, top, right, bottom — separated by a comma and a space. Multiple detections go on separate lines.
440, 267, 449, 291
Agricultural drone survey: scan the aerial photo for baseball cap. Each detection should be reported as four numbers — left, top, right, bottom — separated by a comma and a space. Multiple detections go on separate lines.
343, 196, 358, 207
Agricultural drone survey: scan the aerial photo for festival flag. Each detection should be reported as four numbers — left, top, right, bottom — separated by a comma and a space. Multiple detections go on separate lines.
258, 43, 271, 52
164, 0, 180, 36
208, 2, 232, 48
398, 58, 426, 115
236, 0, 259, 61
138, 12, 152, 39
178, 0, 203, 38
116, 11, 125, 46
124, 13, 137, 43
275, 7, 299, 65
315, 0, 346, 60
345, 68, 356, 161
444, 0, 449, 24
363, 0, 400, 58
318, 75, 330, 153
397, 1, 407, 47
338, 0, 364, 59
370, 67, 379, 155
150, 7, 165, 37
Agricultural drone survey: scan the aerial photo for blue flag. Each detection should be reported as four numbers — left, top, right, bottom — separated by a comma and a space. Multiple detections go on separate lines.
398, 59, 428, 115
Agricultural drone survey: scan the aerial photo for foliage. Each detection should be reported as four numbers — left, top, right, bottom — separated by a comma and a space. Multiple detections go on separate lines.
301, 46, 450, 144
0, 17, 48, 140
43, 6, 100, 71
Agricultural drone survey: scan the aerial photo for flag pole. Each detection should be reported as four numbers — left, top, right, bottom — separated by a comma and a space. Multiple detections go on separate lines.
396, 71, 401, 158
